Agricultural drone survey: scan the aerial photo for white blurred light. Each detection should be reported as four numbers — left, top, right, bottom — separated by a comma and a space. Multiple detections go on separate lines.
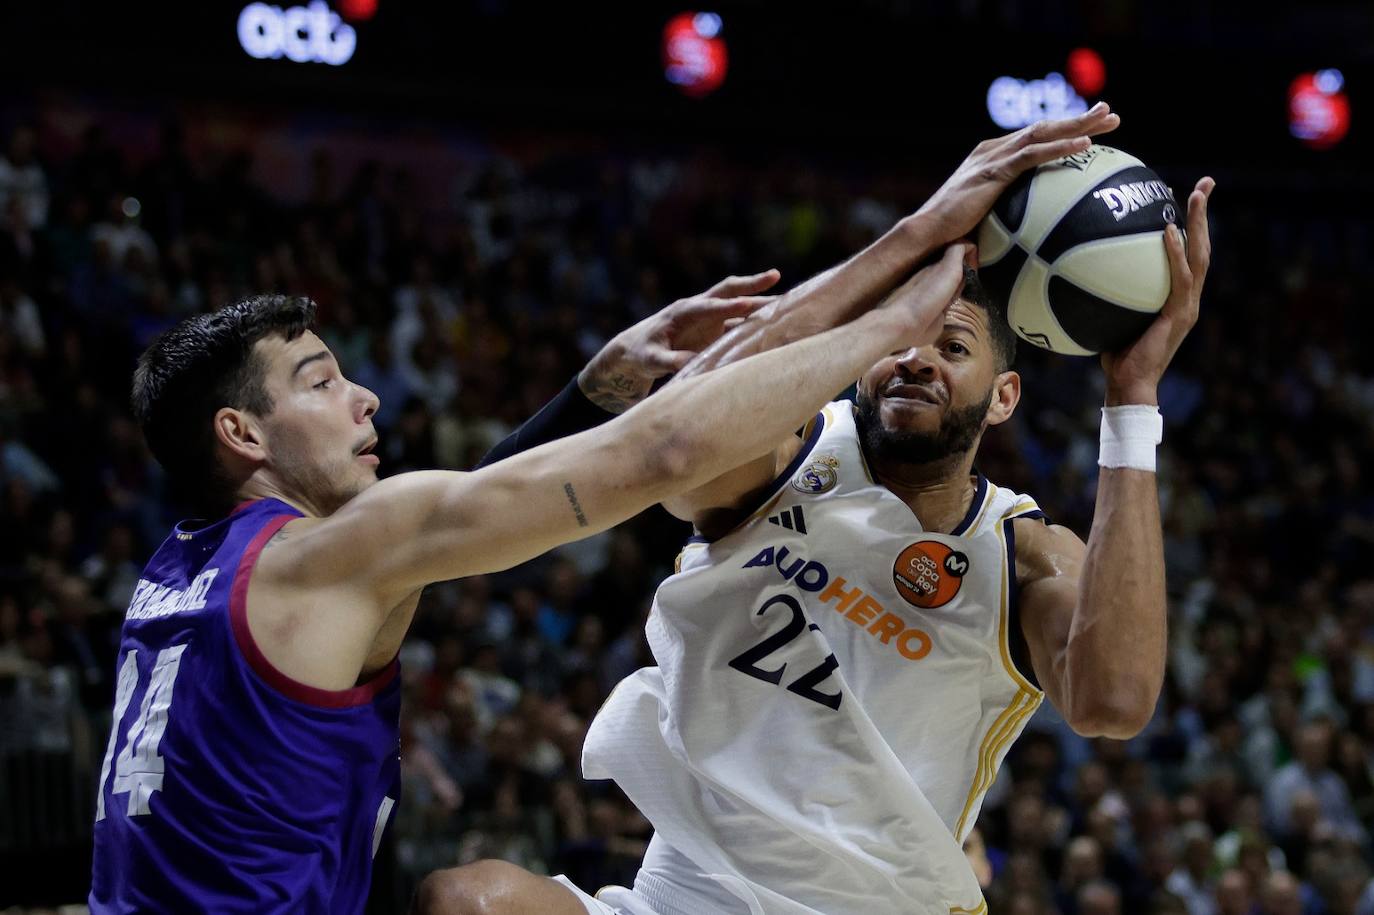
693, 12, 722, 38
1315, 68, 1345, 94
238, 3, 282, 59
121, 197, 142, 220
237, 1, 356, 66
987, 72, 1088, 130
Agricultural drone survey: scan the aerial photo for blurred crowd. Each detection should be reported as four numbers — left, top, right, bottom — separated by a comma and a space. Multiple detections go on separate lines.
0, 107, 1372, 915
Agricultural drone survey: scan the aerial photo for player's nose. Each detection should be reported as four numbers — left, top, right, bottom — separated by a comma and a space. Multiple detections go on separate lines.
353, 381, 380, 421
893, 346, 938, 379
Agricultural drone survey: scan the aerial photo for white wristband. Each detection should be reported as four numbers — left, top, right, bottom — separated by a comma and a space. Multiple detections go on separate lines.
1099, 405, 1163, 471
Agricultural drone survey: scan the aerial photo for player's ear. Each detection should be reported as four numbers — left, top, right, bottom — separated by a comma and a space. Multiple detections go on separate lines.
985, 371, 1020, 427
215, 407, 266, 463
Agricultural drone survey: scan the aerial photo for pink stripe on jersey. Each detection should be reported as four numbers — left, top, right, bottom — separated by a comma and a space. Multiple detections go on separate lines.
229, 515, 398, 709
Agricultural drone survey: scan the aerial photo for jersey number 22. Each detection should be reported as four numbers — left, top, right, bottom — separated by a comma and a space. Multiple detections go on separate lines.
728, 594, 843, 710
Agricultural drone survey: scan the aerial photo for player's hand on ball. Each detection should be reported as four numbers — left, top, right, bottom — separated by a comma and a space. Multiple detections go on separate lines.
882, 243, 972, 347
917, 101, 1122, 245
577, 270, 780, 413
1101, 177, 1215, 405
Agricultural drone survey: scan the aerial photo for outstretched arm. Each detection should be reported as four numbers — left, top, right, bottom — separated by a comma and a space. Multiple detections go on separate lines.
661, 104, 1124, 528
267, 245, 972, 607
1018, 177, 1214, 739
475, 103, 1124, 477
674, 103, 1123, 384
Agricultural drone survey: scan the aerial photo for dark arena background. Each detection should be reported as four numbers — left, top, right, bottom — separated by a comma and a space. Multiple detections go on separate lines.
2, 1, 1374, 912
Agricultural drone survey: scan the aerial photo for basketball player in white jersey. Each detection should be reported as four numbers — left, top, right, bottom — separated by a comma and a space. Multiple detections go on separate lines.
417, 103, 1214, 914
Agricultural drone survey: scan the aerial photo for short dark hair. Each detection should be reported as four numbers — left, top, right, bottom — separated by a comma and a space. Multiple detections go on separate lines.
132, 294, 317, 515
962, 267, 1017, 372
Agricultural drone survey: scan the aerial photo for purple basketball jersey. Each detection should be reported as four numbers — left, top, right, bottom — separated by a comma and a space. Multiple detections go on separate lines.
90, 498, 401, 913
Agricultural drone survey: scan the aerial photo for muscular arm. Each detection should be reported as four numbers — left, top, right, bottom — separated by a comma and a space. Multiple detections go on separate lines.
663, 108, 1123, 525
1014, 175, 1214, 741
1015, 468, 1166, 739
471, 109, 1124, 523
264, 268, 963, 615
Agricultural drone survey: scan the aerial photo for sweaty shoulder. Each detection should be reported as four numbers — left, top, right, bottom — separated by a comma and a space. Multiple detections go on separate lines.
1011, 515, 1085, 587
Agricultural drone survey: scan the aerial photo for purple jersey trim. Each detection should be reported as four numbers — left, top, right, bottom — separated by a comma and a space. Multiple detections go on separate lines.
229, 515, 399, 709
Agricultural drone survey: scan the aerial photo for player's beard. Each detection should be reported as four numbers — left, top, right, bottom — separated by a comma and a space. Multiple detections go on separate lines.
855, 387, 992, 466
269, 428, 372, 516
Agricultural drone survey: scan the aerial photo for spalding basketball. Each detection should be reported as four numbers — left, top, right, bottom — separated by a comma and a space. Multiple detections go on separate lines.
976, 144, 1180, 356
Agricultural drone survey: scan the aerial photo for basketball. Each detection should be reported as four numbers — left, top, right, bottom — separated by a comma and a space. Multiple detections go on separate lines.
976, 144, 1181, 356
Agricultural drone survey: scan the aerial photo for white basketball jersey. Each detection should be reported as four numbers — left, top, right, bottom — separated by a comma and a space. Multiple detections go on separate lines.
583, 402, 1047, 915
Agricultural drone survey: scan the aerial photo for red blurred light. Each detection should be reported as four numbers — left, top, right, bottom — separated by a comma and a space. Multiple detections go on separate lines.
1289, 72, 1350, 150
663, 12, 728, 98
1066, 48, 1106, 97
337, 0, 376, 21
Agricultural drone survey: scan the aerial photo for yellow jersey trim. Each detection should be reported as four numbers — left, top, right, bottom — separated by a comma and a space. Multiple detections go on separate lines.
952, 504, 1046, 840
850, 402, 877, 484
953, 687, 1037, 839
673, 541, 708, 574
959, 481, 997, 538
994, 509, 1041, 695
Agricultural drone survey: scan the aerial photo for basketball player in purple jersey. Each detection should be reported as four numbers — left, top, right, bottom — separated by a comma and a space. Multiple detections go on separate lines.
90, 106, 1117, 912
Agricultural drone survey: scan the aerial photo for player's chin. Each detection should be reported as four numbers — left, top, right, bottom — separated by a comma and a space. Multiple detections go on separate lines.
335, 471, 379, 510
879, 397, 944, 431
344, 457, 380, 489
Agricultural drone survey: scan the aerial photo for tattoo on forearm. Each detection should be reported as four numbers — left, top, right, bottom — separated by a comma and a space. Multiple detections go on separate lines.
563, 482, 589, 527
580, 371, 645, 414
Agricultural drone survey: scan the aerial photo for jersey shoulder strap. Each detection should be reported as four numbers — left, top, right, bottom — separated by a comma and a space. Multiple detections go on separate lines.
966, 480, 1047, 538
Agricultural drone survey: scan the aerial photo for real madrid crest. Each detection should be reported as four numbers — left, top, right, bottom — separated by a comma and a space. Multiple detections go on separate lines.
792, 455, 839, 494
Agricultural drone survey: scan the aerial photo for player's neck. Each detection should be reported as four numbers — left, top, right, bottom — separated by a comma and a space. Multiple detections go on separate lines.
237, 474, 322, 519
868, 451, 978, 534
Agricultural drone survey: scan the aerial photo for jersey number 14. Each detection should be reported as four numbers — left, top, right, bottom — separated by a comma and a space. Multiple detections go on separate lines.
95, 645, 187, 821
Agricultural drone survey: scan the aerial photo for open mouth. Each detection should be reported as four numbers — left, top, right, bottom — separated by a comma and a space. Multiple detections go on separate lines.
355, 437, 379, 461
882, 383, 944, 406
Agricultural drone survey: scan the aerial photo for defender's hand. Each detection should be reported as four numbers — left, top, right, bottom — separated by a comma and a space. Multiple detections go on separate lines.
916, 102, 1122, 245
1102, 177, 1215, 405
881, 243, 972, 348
577, 270, 780, 413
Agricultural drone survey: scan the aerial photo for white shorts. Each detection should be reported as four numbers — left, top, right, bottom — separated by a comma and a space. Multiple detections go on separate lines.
552, 838, 752, 915
551, 876, 662, 915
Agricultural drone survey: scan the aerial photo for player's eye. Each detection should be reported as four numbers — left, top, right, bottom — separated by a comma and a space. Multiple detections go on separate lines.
944, 341, 970, 356
314, 378, 333, 390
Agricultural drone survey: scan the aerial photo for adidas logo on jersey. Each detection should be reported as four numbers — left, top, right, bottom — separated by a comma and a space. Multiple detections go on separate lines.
766, 505, 807, 534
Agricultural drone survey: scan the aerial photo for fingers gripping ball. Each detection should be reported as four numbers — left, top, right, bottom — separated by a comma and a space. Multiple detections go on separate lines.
976, 144, 1181, 355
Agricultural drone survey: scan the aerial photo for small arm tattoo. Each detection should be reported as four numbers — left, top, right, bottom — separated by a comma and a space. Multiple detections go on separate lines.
563, 482, 589, 527
578, 370, 646, 414
264, 528, 290, 549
